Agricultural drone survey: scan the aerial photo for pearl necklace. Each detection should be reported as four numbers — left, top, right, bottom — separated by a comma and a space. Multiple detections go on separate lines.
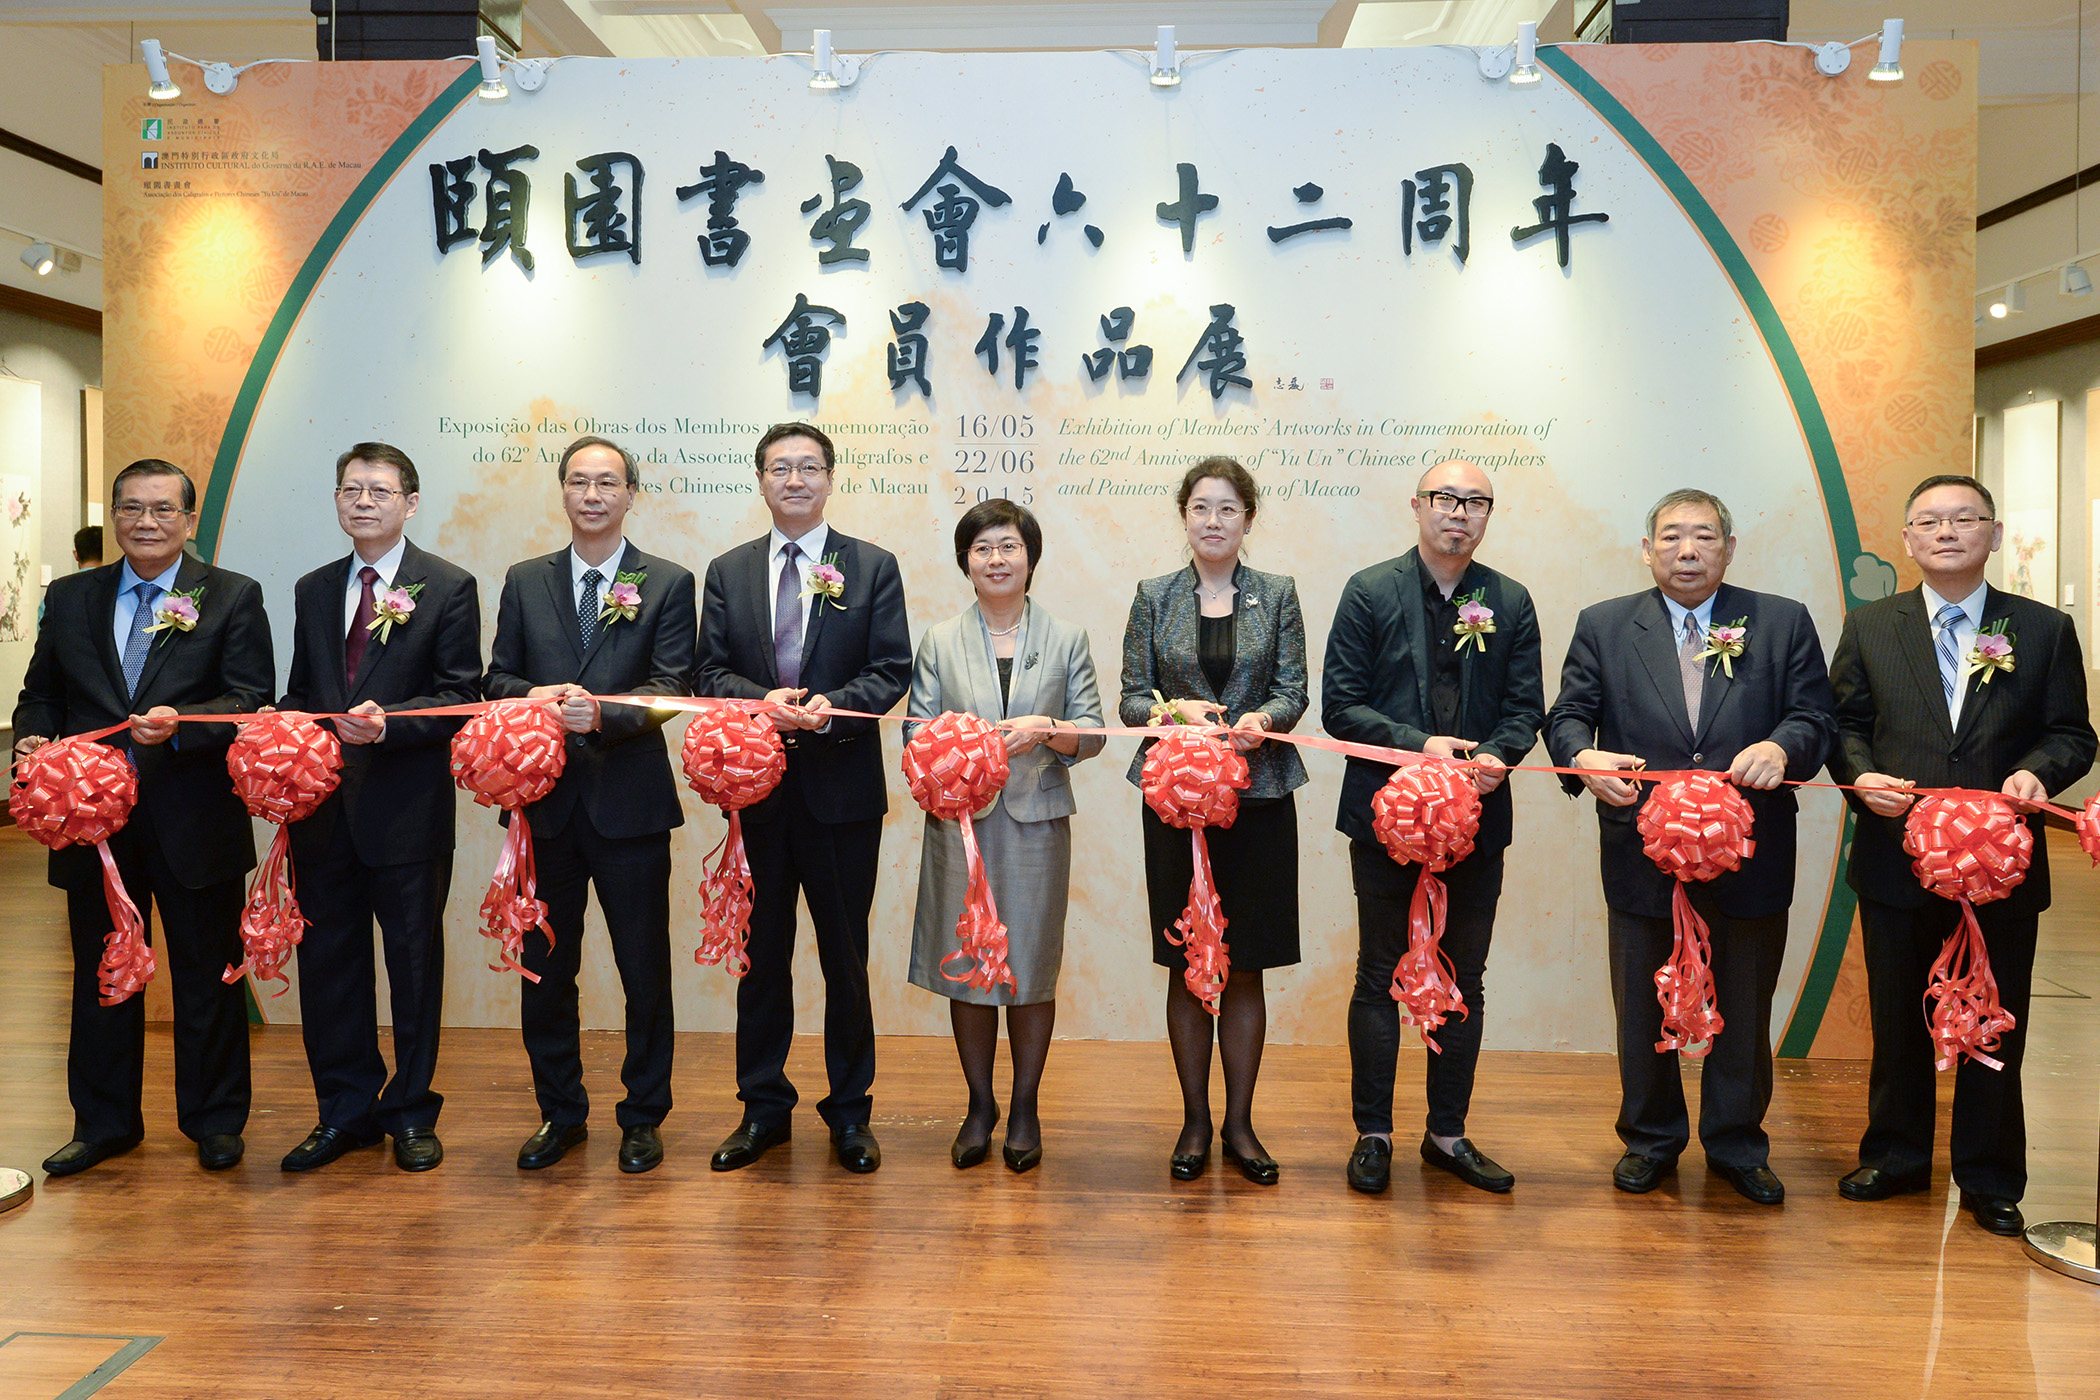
986, 619, 1022, 637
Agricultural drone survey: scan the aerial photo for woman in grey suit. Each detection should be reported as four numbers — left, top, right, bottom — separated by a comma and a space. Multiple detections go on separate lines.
908, 499, 1105, 1173
1121, 458, 1308, 1185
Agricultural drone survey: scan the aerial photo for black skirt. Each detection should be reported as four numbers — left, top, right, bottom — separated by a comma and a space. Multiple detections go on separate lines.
1143, 792, 1301, 972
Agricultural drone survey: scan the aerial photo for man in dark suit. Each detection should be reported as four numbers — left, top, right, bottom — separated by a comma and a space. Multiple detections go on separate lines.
484, 435, 697, 1174
696, 422, 911, 1175
1323, 460, 1543, 1196
14, 459, 273, 1176
1546, 488, 1836, 1204
1829, 474, 2094, 1237
277, 442, 481, 1173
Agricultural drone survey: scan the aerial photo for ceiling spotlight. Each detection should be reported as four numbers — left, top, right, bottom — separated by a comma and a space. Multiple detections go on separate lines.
1869, 18, 1903, 82
20, 242, 55, 276
810, 28, 838, 89
1988, 282, 2026, 318
475, 35, 508, 100
1510, 21, 1543, 86
1151, 25, 1181, 87
141, 39, 180, 101
2064, 264, 2094, 296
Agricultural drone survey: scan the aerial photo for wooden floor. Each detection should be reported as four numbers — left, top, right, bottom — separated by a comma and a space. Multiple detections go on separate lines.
2, 827, 2097, 1399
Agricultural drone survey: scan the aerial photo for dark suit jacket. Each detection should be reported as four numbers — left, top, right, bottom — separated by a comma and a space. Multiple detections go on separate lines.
1829, 585, 2095, 915
1545, 583, 1837, 920
280, 540, 482, 866
14, 554, 273, 891
483, 544, 696, 840
694, 530, 912, 826
1321, 550, 1544, 850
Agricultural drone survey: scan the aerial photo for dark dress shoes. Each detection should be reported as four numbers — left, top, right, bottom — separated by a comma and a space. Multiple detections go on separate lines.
1346, 1136, 1393, 1194
1002, 1142, 1042, 1174
517, 1121, 588, 1170
619, 1125, 664, 1174
1169, 1147, 1208, 1181
1612, 1151, 1676, 1194
42, 1135, 141, 1178
833, 1124, 882, 1174
1421, 1136, 1515, 1194
1223, 1140, 1280, 1186
282, 1124, 382, 1172
951, 1134, 991, 1170
1715, 1162, 1786, 1205
393, 1129, 443, 1172
198, 1134, 245, 1171
710, 1120, 790, 1172
1961, 1191, 2026, 1237
1838, 1166, 1931, 1201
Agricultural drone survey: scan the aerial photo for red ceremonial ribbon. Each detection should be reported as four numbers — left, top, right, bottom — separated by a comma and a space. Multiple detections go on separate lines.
449, 700, 568, 983
682, 704, 787, 977
222, 712, 342, 992
9, 735, 151, 1005
1636, 772, 1757, 1059
1371, 760, 1482, 1052
902, 712, 1015, 995
1903, 794, 2031, 1071
1140, 727, 1250, 1015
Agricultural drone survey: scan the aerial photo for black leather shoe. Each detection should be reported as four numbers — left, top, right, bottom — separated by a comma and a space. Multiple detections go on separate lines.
1421, 1136, 1515, 1194
393, 1129, 443, 1172
1961, 1191, 2025, 1237
517, 1121, 587, 1170
1838, 1166, 1931, 1201
42, 1135, 141, 1178
198, 1133, 244, 1171
1715, 1161, 1785, 1205
952, 1127, 992, 1170
710, 1120, 789, 1172
1612, 1151, 1675, 1194
1170, 1147, 1208, 1181
281, 1124, 383, 1172
1002, 1141, 1042, 1174
833, 1124, 882, 1174
1346, 1136, 1393, 1194
619, 1125, 663, 1174
1223, 1140, 1280, 1186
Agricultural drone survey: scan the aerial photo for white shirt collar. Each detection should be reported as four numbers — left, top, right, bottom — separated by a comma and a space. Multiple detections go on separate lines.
1921, 580, 1987, 628
117, 555, 185, 594
1662, 590, 1718, 638
570, 539, 627, 588
770, 521, 829, 566
349, 536, 409, 589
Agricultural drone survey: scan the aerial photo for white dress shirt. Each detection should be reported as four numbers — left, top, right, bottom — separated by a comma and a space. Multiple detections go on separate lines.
342, 536, 409, 635
569, 539, 629, 615
768, 521, 830, 638
112, 555, 187, 656
1921, 579, 1987, 726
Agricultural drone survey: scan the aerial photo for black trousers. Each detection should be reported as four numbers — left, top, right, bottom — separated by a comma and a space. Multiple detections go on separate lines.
291, 823, 452, 1137
1857, 895, 2036, 1201
518, 812, 674, 1129
65, 820, 250, 1145
1606, 890, 1788, 1170
1348, 841, 1505, 1138
737, 765, 882, 1132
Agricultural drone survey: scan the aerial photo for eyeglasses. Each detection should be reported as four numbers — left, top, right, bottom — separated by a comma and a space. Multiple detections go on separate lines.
562, 475, 629, 497
113, 502, 191, 522
766, 463, 832, 481
1186, 504, 1243, 524
1422, 490, 1495, 519
336, 484, 403, 504
969, 541, 1027, 561
1906, 513, 1994, 534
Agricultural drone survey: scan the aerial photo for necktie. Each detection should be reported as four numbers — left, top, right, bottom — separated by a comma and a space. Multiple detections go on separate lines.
1678, 612, 1705, 730
344, 565, 379, 685
1935, 602, 1965, 714
774, 541, 804, 690
121, 582, 160, 699
579, 568, 605, 651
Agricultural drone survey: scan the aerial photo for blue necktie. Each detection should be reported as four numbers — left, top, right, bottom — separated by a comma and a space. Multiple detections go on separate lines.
1935, 602, 1965, 712
121, 581, 160, 699
578, 568, 604, 651
774, 541, 803, 690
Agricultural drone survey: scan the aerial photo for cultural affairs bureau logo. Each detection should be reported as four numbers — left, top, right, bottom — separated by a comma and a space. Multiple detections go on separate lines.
140, 152, 160, 170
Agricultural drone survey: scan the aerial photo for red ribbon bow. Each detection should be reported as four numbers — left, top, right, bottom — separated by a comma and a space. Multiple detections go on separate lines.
1637, 772, 1756, 1058
902, 712, 1015, 995
682, 705, 787, 977
1371, 760, 1482, 1051
1140, 728, 1250, 1015
450, 700, 568, 982
1903, 794, 2030, 1071
223, 712, 342, 993
9, 736, 152, 1005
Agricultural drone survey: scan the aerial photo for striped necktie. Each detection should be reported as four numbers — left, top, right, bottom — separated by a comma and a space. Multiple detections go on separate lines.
1935, 602, 1965, 714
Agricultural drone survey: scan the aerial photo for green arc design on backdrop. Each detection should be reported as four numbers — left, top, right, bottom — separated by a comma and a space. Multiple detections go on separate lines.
1541, 46, 1859, 1057
199, 66, 481, 559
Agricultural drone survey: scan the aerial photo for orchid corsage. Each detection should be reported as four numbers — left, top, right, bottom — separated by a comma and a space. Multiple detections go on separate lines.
598, 570, 645, 627
1452, 589, 1495, 653
801, 553, 847, 611
367, 582, 424, 644
1962, 621, 2015, 685
1696, 617, 1749, 678
1147, 689, 1214, 726
142, 585, 204, 643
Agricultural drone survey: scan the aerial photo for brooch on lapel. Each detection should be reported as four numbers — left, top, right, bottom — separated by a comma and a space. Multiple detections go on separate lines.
1024, 652, 1039, 671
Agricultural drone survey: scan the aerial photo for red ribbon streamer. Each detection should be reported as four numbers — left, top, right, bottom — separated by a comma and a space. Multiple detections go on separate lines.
94, 838, 153, 1006
223, 712, 342, 992
1903, 794, 2031, 1071
1371, 761, 1481, 1051
682, 704, 787, 977
9, 736, 152, 1005
450, 700, 568, 982
902, 712, 1015, 995
1637, 772, 1756, 1058
1140, 728, 1250, 1015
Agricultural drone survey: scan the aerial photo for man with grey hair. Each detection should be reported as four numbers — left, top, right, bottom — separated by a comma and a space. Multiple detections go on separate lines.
1546, 488, 1836, 1204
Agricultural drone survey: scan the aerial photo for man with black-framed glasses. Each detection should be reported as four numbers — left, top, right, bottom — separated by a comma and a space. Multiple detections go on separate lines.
1829, 473, 2094, 1237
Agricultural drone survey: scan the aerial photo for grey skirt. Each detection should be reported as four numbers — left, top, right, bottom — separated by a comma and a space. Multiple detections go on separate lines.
909, 805, 1072, 1006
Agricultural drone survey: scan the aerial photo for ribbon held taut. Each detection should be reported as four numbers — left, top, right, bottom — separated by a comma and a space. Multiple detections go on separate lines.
1903, 794, 2030, 1071
902, 711, 1015, 996
1140, 727, 1249, 1016
449, 700, 568, 983
1637, 772, 1756, 1058
222, 712, 342, 992
1371, 760, 1481, 1052
682, 704, 787, 977
10, 736, 152, 1005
